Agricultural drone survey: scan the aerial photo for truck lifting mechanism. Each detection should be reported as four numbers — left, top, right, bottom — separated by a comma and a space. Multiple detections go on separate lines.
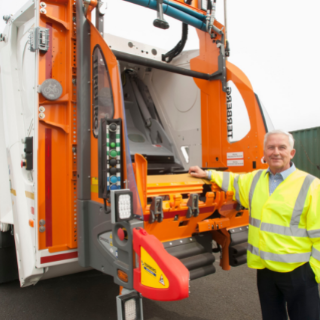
0, 0, 270, 319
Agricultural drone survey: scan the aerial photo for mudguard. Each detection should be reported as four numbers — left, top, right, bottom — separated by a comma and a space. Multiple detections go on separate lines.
133, 228, 189, 301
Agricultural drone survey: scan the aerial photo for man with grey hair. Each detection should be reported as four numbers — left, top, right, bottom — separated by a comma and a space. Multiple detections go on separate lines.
189, 129, 320, 320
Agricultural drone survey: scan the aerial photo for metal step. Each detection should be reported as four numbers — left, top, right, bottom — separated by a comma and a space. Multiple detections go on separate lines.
190, 265, 216, 280
229, 243, 247, 257
166, 242, 207, 260
180, 252, 215, 270
229, 226, 248, 246
231, 255, 247, 266
228, 226, 249, 267
164, 233, 215, 280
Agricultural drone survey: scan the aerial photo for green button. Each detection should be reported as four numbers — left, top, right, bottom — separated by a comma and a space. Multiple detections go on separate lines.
110, 142, 116, 148
110, 150, 117, 157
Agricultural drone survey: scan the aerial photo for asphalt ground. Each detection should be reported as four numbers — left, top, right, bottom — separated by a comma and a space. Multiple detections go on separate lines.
0, 258, 319, 320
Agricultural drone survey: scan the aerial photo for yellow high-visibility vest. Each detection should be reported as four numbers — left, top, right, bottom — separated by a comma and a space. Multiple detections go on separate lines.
208, 169, 320, 283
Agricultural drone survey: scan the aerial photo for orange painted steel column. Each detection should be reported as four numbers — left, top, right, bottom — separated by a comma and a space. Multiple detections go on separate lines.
191, 24, 268, 173
38, 0, 78, 252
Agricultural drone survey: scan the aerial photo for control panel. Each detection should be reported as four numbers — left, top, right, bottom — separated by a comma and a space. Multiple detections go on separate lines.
98, 118, 122, 199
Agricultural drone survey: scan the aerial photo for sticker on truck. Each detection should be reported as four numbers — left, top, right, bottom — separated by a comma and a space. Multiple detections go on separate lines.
141, 247, 169, 289
227, 152, 243, 159
227, 159, 244, 166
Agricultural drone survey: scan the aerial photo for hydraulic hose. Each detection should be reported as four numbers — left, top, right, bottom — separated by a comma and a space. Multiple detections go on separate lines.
123, 0, 207, 31
163, 0, 206, 22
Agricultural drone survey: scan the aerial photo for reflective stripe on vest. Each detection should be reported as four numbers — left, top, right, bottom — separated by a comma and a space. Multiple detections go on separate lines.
259, 174, 316, 237
260, 251, 311, 263
308, 229, 320, 238
249, 216, 261, 228
248, 244, 311, 263
222, 172, 230, 191
232, 170, 263, 209
233, 175, 240, 204
312, 247, 320, 261
249, 170, 263, 212
261, 223, 308, 237
248, 244, 259, 256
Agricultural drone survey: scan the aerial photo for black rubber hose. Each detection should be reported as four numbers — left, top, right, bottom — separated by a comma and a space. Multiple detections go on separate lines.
162, 22, 188, 63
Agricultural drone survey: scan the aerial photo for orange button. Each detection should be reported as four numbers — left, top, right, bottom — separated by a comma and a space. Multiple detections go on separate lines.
29, 220, 34, 228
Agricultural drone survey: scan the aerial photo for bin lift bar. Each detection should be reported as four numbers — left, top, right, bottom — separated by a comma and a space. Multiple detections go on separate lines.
112, 49, 223, 82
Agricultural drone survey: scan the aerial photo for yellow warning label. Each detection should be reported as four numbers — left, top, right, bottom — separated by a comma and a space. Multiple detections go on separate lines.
159, 274, 165, 286
91, 178, 99, 193
91, 185, 98, 193
141, 247, 169, 289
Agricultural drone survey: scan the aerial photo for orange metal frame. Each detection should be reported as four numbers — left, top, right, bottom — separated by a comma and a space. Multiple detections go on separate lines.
89, 21, 127, 204
36, 0, 266, 272
38, 0, 77, 252
191, 26, 268, 172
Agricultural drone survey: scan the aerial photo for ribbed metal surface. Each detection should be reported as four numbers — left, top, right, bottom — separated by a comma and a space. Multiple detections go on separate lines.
291, 127, 320, 178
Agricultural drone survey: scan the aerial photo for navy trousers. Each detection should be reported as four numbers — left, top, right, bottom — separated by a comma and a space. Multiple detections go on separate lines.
257, 263, 320, 320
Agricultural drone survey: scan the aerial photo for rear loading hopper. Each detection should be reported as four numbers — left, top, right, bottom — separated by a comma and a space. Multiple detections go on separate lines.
0, 0, 270, 319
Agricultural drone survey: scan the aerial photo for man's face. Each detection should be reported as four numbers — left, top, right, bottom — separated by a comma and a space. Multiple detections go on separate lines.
263, 134, 296, 174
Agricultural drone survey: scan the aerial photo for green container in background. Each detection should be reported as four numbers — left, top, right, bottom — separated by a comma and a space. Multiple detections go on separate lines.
290, 127, 320, 178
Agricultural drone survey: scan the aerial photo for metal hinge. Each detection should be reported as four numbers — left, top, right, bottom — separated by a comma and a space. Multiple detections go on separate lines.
149, 197, 163, 224
186, 194, 199, 218
29, 27, 49, 52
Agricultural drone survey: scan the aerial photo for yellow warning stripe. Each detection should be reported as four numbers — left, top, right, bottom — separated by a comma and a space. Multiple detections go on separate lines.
10, 189, 16, 196
91, 185, 98, 193
25, 191, 35, 200
91, 177, 99, 193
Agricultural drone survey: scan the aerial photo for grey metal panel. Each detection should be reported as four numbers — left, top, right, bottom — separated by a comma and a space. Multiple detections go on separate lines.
77, 200, 90, 267
78, 199, 143, 289
76, 0, 91, 199
77, 200, 114, 274
291, 127, 320, 179
113, 219, 143, 288
95, 0, 104, 35
123, 75, 174, 157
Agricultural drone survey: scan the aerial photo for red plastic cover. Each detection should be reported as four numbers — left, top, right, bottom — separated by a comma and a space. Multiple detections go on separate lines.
133, 228, 189, 301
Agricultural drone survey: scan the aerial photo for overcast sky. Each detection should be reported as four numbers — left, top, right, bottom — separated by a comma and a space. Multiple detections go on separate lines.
1, 0, 319, 132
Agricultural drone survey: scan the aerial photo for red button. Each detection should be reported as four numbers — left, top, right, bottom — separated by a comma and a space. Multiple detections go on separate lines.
139, 229, 147, 236
117, 228, 125, 241
21, 160, 25, 168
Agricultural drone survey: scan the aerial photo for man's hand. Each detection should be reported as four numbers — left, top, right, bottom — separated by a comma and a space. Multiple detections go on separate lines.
188, 166, 207, 179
